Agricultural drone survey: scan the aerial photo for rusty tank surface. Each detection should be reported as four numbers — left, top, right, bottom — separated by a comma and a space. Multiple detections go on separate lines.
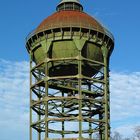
26, 0, 114, 77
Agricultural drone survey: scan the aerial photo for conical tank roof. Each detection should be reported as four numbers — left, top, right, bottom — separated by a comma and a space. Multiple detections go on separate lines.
36, 0, 104, 33
26, 0, 114, 42
36, 11, 105, 33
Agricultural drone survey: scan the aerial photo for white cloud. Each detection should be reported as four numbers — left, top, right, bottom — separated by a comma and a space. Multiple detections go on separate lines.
0, 59, 29, 140
110, 71, 140, 137
0, 59, 140, 139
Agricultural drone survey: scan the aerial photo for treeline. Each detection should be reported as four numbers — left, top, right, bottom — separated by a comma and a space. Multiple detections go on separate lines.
111, 126, 140, 140
95, 126, 140, 140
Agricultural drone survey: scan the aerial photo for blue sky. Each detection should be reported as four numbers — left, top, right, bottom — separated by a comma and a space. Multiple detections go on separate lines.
0, 0, 140, 71
0, 0, 140, 139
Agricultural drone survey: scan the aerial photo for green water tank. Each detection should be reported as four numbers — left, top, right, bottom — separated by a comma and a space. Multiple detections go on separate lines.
26, 0, 114, 77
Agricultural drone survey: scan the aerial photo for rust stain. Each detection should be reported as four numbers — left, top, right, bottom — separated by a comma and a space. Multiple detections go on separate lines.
36, 11, 104, 33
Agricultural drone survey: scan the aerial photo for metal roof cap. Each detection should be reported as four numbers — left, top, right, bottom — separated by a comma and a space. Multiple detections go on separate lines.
58, 0, 80, 5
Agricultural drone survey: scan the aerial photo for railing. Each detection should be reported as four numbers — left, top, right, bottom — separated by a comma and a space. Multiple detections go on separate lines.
26, 25, 114, 42
103, 27, 114, 41
26, 29, 36, 42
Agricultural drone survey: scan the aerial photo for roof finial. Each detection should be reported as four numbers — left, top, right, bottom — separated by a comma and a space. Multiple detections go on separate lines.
59, 0, 80, 4
57, 0, 83, 11
60, 0, 80, 2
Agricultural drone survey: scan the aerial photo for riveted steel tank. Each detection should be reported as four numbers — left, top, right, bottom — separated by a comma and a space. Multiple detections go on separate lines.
26, 0, 114, 77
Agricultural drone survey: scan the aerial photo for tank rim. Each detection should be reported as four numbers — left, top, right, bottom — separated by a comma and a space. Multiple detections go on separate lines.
26, 26, 114, 44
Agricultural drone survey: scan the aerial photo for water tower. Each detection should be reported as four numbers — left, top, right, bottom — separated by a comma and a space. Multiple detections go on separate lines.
26, 0, 114, 139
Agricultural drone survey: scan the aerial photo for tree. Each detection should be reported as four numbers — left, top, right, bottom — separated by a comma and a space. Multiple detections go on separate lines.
134, 126, 140, 140
111, 131, 122, 140
123, 138, 131, 140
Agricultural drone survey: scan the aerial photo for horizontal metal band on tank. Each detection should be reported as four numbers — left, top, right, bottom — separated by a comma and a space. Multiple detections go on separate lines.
26, 27, 114, 51
46, 57, 104, 66
26, 24, 114, 42
30, 57, 105, 73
